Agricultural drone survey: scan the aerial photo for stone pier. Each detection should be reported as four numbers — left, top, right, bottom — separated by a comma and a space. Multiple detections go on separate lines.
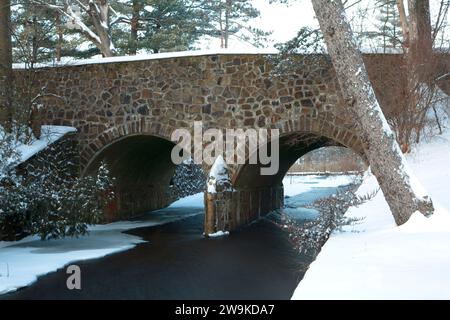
204, 186, 284, 235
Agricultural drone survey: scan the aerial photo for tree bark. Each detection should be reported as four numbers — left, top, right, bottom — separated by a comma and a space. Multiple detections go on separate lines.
396, 0, 410, 48
310, 0, 434, 225
0, 0, 13, 130
224, 0, 231, 48
88, 0, 114, 57
31, 16, 38, 66
408, 0, 432, 82
56, 11, 62, 62
130, 0, 140, 55
402, 1, 433, 148
219, 5, 224, 48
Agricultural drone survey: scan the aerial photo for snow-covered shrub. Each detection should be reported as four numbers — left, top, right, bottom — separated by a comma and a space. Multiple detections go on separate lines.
171, 158, 206, 199
0, 132, 29, 240
1, 162, 114, 241
25, 162, 115, 240
273, 184, 377, 256
0, 133, 115, 241
0, 131, 21, 178
419, 88, 450, 141
0, 178, 30, 240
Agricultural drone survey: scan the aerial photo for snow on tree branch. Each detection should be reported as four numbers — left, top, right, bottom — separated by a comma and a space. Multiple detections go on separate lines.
31, 0, 115, 57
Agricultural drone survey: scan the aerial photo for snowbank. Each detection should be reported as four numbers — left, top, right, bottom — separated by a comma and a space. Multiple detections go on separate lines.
0, 193, 204, 295
292, 130, 450, 300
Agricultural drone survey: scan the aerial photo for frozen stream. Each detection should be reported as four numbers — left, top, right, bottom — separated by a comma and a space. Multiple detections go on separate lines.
1, 175, 356, 299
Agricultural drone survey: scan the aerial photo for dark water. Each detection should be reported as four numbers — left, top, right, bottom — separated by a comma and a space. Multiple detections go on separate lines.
284, 185, 351, 220
2, 179, 349, 300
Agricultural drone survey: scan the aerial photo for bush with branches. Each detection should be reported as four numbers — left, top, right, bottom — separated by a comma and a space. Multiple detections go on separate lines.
272, 182, 378, 256
0, 135, 115, 241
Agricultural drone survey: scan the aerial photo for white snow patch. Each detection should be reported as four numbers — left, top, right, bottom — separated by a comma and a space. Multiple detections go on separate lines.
207, 155, 231, 194
1, 125, 77, 168
283, 174, 358, 197
17, 126, 77, 163
169, 192, 204, 208
207, 231, 230, 238
143, 5, 154, 13
292, 129, 450, 300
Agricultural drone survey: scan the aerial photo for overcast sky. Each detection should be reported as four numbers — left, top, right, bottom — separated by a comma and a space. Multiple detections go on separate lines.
201, 0, 450, 51
251, 0, 318, 46
201, 0, 317, 50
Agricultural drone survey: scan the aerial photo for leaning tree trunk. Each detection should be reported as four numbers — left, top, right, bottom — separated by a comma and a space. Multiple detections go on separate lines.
0, 0, 12, 130
311, 0, 434, 225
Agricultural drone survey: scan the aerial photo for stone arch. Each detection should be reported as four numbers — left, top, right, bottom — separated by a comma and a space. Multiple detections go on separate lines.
232, 132, 365, 190
82, 121, 194, 221
203, 115, 367, 235
231, 115, 366, 184
80, 120, 180, 173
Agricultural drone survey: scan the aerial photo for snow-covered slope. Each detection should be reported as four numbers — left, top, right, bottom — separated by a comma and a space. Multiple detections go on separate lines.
292, 130, 450, 300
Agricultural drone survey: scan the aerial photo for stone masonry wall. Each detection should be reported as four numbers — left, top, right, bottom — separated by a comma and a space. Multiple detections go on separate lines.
22, 53, 382, 177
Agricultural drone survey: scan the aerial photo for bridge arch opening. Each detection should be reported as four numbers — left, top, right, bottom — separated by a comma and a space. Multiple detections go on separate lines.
85, 134, 193, 221
208, 132, 367, 233
232, 132, 352, 190
286, 145, 366, 175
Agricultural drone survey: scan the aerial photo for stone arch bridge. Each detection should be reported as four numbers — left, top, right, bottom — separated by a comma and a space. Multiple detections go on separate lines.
22, 52, 413, 235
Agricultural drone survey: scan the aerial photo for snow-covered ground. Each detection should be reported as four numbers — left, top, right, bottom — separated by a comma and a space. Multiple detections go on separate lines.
282, 174, 359, 221
283, 174, 358, 197
292, 130, 450, 300
0, 193, 203, 295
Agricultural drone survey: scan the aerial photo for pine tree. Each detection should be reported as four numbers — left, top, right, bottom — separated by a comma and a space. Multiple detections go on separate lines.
11, 3, 59, 64
30, 0, 116, 57
171, 158, 206, 199
201, 0, 271, 48
0, 132, 29, 240
364, 0, 403, 52
140, 0, 207, 53
112, 0, 213, 54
